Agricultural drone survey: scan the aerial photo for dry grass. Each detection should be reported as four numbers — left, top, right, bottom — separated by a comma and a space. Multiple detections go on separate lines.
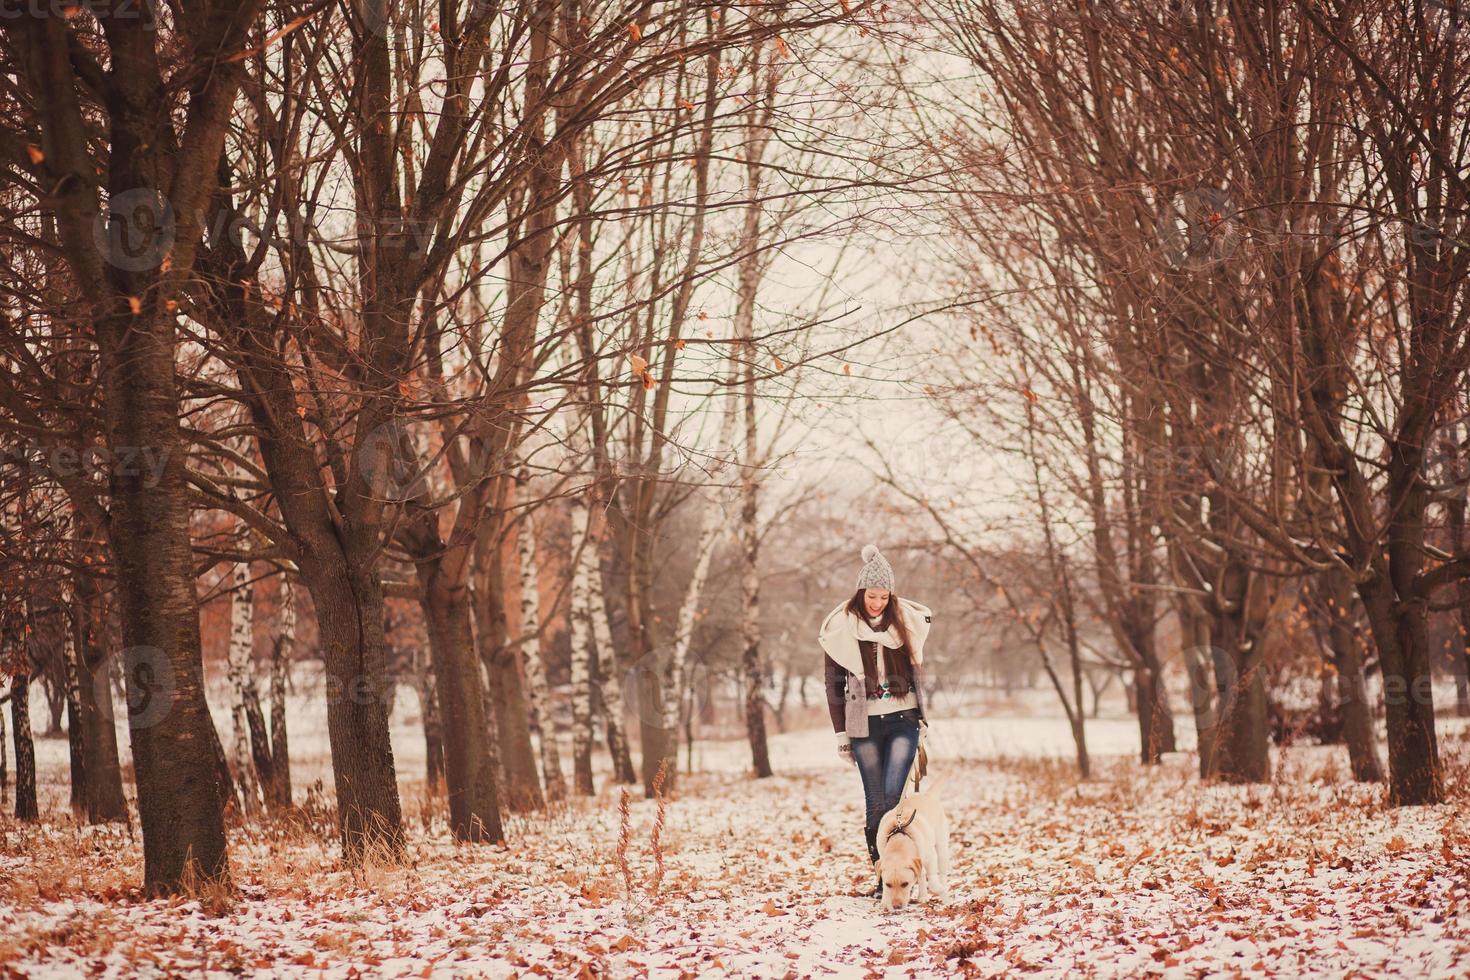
0, 818, 140, 906
177, 851, 236, 916
610, 759, 673, 926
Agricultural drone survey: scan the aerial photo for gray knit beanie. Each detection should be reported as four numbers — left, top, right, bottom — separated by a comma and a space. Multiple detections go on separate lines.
855, 544, 895, 592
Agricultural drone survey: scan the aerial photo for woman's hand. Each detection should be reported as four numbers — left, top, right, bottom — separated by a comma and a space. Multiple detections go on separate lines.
837, 733, 854, 765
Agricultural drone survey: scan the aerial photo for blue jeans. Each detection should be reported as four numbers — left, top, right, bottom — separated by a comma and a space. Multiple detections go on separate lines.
851, 708, 921, 862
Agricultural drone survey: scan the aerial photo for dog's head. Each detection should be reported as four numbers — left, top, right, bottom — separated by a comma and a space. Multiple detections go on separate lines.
876, 848, 923, 910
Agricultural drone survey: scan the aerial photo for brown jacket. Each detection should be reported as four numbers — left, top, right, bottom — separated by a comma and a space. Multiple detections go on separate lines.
824, 640, 927, 736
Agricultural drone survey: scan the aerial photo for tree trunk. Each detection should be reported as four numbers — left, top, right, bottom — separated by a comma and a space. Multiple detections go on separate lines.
1205, 617, 1271, 783
63, 613, 87, 818
567, 496, 597, 795
1450, 497, 1470, 718
207, 707, 237, 818
662, 498, 723, 786
43, 672, 65, 738
1155, 679, 1178, 754
772, 670, 791, 735
206, 186, 406, 863
1176, 601, 1219, 779
475, 511, 544, 813
584, 524, 636, 784
73, 565, 127, 823
10, 676, 38, 821
0, 689, 7, 806
1125, 619, 1175, 761
1358, 575, 1441, 805
741, 481, 772, 779
404, 502, 504, 841
424, 582, 504, 838
243, 699, 274, 812
104, 336, 232, 889
1321, 570, 1385, 782
1133, 670, 1161, 765
296, 557, 406, 858
1196, 551, 1271, 783
684, 677, 699, 774
18, 0, 273, 891
409, 641, 444, 795
452, 0, 561, 816
268, 579, 294, 808
227, 560, 262, 818
731, 48, 774, 782
515, 478, 566, 804
663, 328, 741, 781
94, 291, 234, 889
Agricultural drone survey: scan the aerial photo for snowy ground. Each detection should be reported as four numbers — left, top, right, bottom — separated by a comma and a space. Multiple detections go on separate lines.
3, 690, 1470, 978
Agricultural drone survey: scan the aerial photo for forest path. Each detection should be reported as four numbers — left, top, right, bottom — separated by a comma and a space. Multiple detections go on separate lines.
3, 730, 1470, 977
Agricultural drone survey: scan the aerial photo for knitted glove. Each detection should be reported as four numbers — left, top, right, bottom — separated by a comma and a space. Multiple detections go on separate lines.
837, 732, 854, 765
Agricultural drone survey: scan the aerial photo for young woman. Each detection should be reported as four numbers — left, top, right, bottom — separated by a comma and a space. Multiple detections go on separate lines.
818, 544, 933, 896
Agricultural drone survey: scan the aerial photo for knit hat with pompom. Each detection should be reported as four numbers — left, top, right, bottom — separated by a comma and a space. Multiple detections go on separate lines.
855, 544, 895, 592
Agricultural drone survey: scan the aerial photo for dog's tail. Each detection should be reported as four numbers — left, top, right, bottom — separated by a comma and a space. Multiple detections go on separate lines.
918, 770, 947, 797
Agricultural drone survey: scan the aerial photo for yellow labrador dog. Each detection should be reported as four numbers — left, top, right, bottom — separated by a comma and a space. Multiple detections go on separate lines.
875, 775, 950, 911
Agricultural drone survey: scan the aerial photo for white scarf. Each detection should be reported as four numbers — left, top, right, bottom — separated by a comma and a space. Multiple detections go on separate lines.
855, 615, 903, 649
818, 596, 932, 678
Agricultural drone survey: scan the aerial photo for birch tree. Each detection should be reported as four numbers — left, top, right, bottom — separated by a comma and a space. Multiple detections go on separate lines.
516, 471, 567, 803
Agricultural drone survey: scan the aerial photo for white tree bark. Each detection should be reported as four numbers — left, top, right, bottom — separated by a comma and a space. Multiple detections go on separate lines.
516, 471, 567, 803
475, 632, 504, 795
734, 49, 778, 779
663, 341, 743, 745
567, 494, 596, 795
582, 509, 635, 783
409, 634, 444, 793
60, 588, 85, 817
227, 557, 261, 817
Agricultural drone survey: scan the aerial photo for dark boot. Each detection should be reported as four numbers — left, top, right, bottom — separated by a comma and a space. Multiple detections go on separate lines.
865, 824, 882, 899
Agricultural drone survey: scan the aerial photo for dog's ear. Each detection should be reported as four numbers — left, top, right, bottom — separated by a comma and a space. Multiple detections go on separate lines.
909, 857, 922, 878
872, 857, 882, 872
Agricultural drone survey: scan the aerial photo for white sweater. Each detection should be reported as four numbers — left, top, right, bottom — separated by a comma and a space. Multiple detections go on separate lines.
867, 645, 918, 716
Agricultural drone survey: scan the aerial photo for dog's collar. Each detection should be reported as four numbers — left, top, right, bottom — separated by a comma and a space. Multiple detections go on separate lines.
885, 810, 917, 841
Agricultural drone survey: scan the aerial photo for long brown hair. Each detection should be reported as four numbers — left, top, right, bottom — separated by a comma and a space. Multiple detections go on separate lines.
845, 588, 912, 650
845, 589, 915, 694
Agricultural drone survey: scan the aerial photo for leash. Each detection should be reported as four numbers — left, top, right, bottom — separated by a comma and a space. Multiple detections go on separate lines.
885, 809, 917, 841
